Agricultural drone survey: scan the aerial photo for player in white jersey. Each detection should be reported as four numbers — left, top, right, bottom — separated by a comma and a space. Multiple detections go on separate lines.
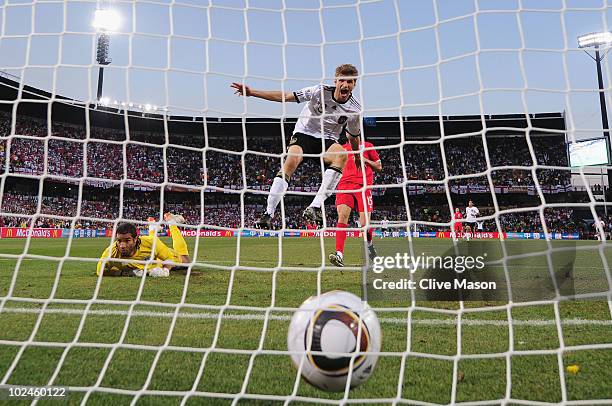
465, 200, 479, 235
381, 217, 390, 238
593, 217, 607, 240
231, 64, 362, 229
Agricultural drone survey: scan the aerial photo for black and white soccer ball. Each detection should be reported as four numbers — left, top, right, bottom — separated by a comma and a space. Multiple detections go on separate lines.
287, 290, 381, 392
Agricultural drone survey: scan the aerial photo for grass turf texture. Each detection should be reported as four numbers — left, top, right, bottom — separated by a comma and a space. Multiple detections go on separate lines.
0, 237, 610, 405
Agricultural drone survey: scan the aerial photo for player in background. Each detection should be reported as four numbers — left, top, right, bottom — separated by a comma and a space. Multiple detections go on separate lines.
452, 207, 463, 240
381, 217, 390, 238
306, 221, 318, 231
476, 219, 484, 232
231, 64, 362, 229
96, 213, 190, 277
593, 216, 607, 240
464, 200, 480, 239
329, 141, 381, 267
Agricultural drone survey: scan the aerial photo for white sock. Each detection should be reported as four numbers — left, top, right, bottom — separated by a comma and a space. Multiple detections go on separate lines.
266, 176, 288, 216
309, 168, 342, 208
336, 251, 343, 259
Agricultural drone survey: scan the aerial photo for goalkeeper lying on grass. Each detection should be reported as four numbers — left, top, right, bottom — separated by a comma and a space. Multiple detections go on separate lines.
96, 213, 190, 277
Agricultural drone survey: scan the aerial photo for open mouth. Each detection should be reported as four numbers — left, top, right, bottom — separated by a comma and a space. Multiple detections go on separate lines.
340, 88, 349, 96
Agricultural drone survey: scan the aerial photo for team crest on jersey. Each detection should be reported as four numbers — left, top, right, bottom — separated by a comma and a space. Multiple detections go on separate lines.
338, 116, 348, 124
289, 135, 297, 145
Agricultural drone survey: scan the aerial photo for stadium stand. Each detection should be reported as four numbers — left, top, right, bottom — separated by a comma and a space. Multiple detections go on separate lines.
0, 79, 599, 237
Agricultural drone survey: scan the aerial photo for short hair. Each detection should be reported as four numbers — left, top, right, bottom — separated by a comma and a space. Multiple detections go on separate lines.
116, 222, 138, 238
335, 64, 359, 79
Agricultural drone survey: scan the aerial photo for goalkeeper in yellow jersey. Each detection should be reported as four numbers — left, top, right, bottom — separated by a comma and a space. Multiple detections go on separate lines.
96, 213, 190, 277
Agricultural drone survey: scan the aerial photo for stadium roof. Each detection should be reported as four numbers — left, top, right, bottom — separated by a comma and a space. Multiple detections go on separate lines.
0, 75, 566, 140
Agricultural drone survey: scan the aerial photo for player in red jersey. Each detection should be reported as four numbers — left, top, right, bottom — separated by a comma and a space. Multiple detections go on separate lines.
329, 141, 381, 267
453, 207, 463, 239
306, 221, 317, 231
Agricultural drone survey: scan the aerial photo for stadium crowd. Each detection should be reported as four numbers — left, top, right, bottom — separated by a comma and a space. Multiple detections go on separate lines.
1, 111, 596, 236
1, 112, 572, 191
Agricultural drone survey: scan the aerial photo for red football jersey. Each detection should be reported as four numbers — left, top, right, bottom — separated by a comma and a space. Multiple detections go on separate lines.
338, 141, 380, 187
454, 211, 463, 220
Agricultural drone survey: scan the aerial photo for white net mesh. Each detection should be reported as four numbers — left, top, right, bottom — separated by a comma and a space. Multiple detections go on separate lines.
0, 0, 611, 404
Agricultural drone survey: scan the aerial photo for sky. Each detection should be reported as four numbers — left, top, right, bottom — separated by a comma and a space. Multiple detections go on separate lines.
1, 0, 612, 142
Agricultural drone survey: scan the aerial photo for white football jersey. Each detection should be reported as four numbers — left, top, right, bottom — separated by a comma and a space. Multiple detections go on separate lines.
293, 85, 361, 141
465, 206, 479, 220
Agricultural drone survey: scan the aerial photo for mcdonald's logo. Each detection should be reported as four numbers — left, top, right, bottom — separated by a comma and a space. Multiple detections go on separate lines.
53, 229, 59, 238
437, 231, 445, 239
225, 230, 232, 237
6, 228, 13, 238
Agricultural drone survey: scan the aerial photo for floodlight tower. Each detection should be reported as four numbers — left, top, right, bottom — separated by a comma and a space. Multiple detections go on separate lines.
578, 31, 612, 194
92, 9, 120, 100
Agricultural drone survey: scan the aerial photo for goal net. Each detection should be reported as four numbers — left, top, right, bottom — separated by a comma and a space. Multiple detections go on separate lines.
0, 0, 611, 404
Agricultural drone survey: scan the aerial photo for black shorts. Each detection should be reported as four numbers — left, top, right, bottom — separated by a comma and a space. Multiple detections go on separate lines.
288, 132, 337, 156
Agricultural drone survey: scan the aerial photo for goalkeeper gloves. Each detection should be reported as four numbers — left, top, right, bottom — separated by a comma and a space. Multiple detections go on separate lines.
149, 267, 170, 277
133, 267, 170, 278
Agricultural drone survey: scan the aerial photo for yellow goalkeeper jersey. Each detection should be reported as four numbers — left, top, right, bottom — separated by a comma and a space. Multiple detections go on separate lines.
96, 236, 182, 276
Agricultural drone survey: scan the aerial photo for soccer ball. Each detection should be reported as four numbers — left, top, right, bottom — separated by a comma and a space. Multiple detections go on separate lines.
287, 290, 381, 392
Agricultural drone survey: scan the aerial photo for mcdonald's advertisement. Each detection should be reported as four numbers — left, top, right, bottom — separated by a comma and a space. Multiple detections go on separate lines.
0, 227, 63, 239
0, 227, 582, 240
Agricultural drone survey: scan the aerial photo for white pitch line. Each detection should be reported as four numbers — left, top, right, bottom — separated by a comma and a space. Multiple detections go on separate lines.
1, 307, 611, 326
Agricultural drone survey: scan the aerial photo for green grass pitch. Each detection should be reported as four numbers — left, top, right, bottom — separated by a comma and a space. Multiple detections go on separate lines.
0, 236, 611, 405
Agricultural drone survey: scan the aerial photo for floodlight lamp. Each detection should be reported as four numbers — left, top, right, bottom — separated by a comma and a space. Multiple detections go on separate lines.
99, 97, 110, 105
144, 104, 152, 111
92, 9, 120, 32
578, 31, 612, 48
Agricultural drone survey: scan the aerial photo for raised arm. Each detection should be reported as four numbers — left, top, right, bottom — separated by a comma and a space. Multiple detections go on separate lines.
231, 83, 296, 103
